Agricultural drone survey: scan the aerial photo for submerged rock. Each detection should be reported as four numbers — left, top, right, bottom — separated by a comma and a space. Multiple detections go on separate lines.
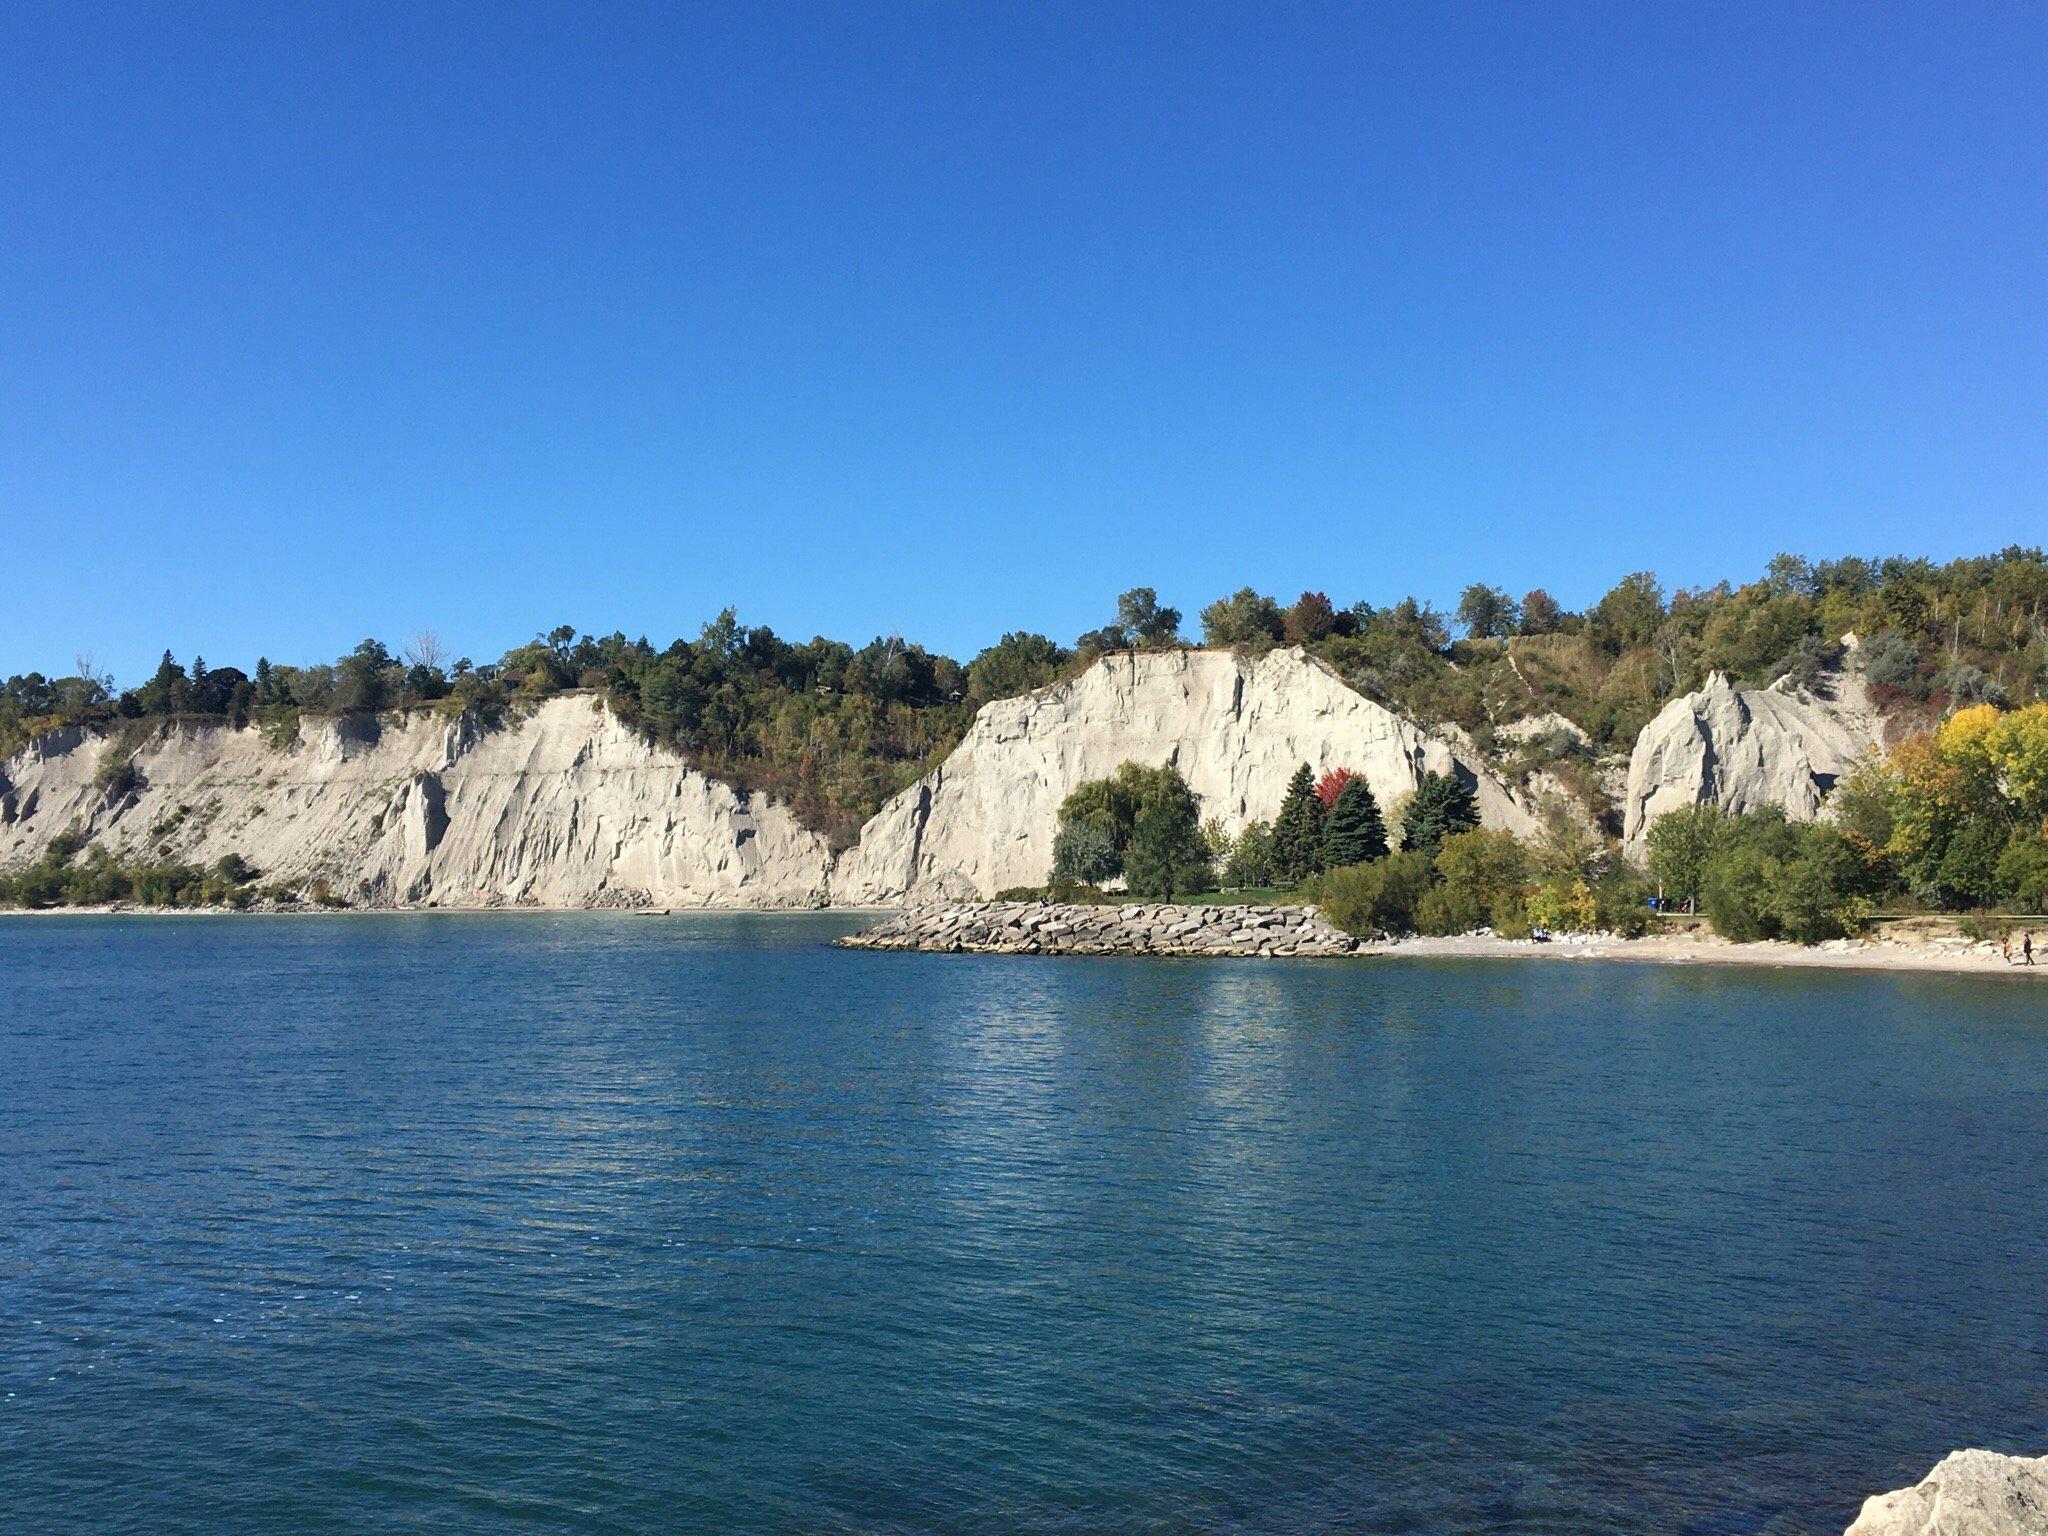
1845, 1449, 2048, 1535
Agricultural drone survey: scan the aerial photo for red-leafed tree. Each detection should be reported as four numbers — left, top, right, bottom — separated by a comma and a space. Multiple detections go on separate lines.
1284, 591, 1338, 644
1315, 767, 1359, 810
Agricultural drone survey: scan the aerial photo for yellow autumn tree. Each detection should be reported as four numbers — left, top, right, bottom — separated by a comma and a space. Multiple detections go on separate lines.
1865, 701, 2048, 907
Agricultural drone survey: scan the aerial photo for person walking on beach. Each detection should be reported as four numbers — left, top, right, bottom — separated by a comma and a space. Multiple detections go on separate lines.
2003, 931, 2015, 965
2025, 931, 2036, 967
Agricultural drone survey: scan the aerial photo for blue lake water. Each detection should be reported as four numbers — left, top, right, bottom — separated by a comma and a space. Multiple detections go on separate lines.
2, 914, 2045, 1535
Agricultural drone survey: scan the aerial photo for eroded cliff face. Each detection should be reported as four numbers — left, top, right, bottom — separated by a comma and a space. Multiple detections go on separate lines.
1621, 643, 1885, 852
834, 647, 1540, 903
0, 695, 834, 908
5, 644, 1899, 909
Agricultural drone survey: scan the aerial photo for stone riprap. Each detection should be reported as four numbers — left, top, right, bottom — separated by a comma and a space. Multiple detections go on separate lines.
837, 900, 1362, 958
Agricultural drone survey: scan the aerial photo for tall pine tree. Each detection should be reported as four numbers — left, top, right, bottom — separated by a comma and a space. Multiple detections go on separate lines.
1272, 762, 1326, 884
1321, 777, 1389, 868
1401, 771, 1479, 858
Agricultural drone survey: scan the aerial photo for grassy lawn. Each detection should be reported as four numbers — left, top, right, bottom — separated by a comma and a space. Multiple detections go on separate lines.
1110, 887, 1307, 907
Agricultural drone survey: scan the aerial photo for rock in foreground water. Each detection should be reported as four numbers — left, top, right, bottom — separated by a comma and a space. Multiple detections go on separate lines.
1846, 1450, 2048, 1535
838, 900, 1361, 958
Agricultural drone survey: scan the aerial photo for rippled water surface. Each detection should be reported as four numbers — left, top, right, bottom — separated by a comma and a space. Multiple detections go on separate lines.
3, 915, 2046, 1534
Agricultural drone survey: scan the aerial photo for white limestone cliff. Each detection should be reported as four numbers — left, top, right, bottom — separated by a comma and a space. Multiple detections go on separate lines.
23, 642, 1890, 911
0, 694, 834, 908
1845, 1449, 2048, 1535
833, 647, 1540, 903
1622, 640, 1885, 853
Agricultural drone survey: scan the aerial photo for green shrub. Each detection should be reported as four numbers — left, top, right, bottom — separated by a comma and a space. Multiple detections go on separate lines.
1423, 828, 1530, 934
1527, 877, 1599, 933
1700, 811, 1798, 939
1997, 830, 2048, 909
1313, 851, 1435, 938
1593, 867, 1653, 936
1490, 894, 1536, 940
1697, 811, 1872, 943
0, 834, 259, 910
1046, 881, 1113, 904
1412, 886, 1466, 937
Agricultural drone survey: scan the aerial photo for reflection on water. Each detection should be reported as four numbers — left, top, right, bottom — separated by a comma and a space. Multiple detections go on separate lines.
2, 914, 2045, 1535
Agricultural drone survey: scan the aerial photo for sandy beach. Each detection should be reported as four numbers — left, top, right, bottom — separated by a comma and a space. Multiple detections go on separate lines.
1377, 928, 2048, 979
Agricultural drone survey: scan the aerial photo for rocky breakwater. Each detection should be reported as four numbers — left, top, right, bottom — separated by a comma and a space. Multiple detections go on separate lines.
837, 900, 1362, 957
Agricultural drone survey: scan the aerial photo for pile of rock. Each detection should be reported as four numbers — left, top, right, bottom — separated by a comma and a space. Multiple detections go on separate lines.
838, 900, 1361, 958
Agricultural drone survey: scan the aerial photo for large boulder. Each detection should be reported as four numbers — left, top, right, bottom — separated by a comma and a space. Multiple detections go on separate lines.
833, 647, 1540, 903
1622, 640, 1884, 853
1846, 1449, 2048, 1535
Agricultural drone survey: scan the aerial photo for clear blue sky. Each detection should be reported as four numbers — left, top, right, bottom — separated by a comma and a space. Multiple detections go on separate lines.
4, 3, 2043, 684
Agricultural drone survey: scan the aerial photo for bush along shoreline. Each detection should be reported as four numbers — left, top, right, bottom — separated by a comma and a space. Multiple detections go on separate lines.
0, 830, 357, 911
0, 832, 263, 910
1014, 758, 1651, 944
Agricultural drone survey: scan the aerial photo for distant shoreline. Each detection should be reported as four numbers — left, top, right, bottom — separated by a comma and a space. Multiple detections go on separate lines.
5, 902, 2045, 981
0, 903, 885, 919
1367, 930, 2048, 980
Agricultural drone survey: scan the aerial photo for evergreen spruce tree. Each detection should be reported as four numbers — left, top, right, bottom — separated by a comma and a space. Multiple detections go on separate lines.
1272, 762, 1326, 884
139, 650, 185, 716
1401, 771, 1479, 858
1321, 776, 1389, 868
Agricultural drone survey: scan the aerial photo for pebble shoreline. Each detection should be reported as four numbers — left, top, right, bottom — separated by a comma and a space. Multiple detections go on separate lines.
836, 900, 1361, 958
